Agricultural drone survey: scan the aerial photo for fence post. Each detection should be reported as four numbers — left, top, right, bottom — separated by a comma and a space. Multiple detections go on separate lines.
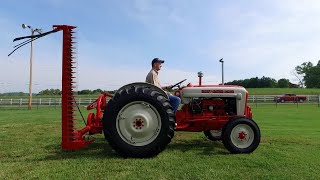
39, 98, 42, 105
49, 98, 51, 106
59, 98, 61, 106
79, 98, 81, 106
19, 98, 22, 107
253, 96, 255, 103
318, 95, 320, 108
264, 95, 266, 102
11, 98, 13, 106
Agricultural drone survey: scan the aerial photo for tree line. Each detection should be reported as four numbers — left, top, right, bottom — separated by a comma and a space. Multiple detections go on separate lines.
1, 61, 318, 96
36, 88, 117, 96
225, 77, 294, 88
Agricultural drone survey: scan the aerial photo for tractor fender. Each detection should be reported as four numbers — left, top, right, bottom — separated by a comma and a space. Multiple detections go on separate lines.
115, 82, 168, 99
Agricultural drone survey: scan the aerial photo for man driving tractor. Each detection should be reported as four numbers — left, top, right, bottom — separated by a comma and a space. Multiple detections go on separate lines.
146, 58, 181, 113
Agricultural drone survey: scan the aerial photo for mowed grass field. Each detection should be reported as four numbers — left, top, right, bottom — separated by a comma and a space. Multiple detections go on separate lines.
246, 88, 320, 95
1, 105, 320, 179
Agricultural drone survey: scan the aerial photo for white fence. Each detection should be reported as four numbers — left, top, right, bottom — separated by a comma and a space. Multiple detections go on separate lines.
0, 95, 319, 108
0, 98, 95, 108
248, 95, 320, 103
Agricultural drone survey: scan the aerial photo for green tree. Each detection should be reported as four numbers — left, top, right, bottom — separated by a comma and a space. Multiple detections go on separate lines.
78, 89, 92, 95
38, 89, 61, 95
92, 89, 103, 94
295, 60, 320, 88
304, 66, 320, 88
277, 78, 290, 88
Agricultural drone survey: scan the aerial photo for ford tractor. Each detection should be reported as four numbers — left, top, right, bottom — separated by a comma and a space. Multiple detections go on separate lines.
10, 25, 260, 158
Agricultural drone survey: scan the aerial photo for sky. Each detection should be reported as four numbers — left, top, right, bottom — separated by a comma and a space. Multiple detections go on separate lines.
1, 0, 320, 93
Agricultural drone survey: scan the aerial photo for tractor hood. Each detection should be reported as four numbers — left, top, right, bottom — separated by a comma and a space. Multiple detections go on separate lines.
181, 86, 247, 99
180, 86, 248, 116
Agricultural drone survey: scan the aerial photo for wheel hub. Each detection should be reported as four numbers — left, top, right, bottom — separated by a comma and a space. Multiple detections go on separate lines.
133, 118, 144, 129
116, 101, 162, 146
230, 124, 254, 149
238, 131, 247, 141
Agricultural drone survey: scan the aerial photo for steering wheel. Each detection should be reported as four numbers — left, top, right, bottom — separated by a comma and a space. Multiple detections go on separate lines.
168, 79, 187, 89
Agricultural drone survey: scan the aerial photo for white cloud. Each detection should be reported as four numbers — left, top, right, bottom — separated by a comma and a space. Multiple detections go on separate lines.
204, 1, 320, 81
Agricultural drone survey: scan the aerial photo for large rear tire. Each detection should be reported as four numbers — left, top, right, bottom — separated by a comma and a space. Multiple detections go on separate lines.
222, 117, 260, 154
103, 86, 175, 158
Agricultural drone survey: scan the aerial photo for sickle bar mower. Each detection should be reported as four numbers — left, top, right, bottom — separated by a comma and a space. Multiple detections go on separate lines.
55, 25, 89, 150
10, 24, 113, 151
54, 25, 113, 150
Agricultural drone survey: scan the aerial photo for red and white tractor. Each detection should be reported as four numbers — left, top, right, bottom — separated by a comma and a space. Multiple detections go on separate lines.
98, 76, 260, 157
10, 25, 260, 158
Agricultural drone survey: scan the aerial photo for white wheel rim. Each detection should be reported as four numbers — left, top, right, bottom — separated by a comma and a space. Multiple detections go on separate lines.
209, 130, 222, 137
116, 101, 161, 146
230, 124, 254, 149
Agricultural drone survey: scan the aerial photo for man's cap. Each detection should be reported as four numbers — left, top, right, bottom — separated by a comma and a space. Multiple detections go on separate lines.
152, 58, 165, 65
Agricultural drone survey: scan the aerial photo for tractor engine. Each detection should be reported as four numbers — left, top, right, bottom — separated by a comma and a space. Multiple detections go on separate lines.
190, 98, 237, 116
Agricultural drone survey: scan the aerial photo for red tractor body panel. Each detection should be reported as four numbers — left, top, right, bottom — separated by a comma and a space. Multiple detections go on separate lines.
174, 85, 253, 132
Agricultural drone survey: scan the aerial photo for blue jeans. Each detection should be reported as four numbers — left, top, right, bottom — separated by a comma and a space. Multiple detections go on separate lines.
169, 95, 181, 113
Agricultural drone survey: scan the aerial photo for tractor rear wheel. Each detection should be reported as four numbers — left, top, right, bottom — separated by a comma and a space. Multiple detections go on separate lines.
204, 130, 222, 141
222, 117, 260, 154
103, 86, 175, 158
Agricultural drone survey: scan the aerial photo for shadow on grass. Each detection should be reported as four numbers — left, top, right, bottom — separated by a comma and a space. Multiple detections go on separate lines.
40, 140, 121, 161
40, 138, 228, 161
167, 139, 228, 156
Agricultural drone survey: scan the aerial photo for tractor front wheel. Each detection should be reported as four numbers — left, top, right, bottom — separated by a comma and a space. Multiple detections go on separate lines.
103, 86, 175, 158
222, 117, 260, 154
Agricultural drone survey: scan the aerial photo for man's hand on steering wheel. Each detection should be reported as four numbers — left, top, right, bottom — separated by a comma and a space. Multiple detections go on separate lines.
165, 85, 174, 90
165, 79, 187, 90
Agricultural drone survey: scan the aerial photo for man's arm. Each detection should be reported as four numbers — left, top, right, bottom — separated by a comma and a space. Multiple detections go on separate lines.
146, 70, 172, 93
162, 85, 172, 90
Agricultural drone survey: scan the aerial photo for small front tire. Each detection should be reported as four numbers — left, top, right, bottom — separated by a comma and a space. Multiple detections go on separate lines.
222, 117, 260, 154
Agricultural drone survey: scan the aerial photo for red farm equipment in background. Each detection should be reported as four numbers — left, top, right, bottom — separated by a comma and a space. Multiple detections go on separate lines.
10, 25, 260, 158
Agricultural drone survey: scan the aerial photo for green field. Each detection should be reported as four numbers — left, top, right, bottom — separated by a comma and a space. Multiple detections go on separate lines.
247, 88, 320, 95
1, 105, 320, 179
